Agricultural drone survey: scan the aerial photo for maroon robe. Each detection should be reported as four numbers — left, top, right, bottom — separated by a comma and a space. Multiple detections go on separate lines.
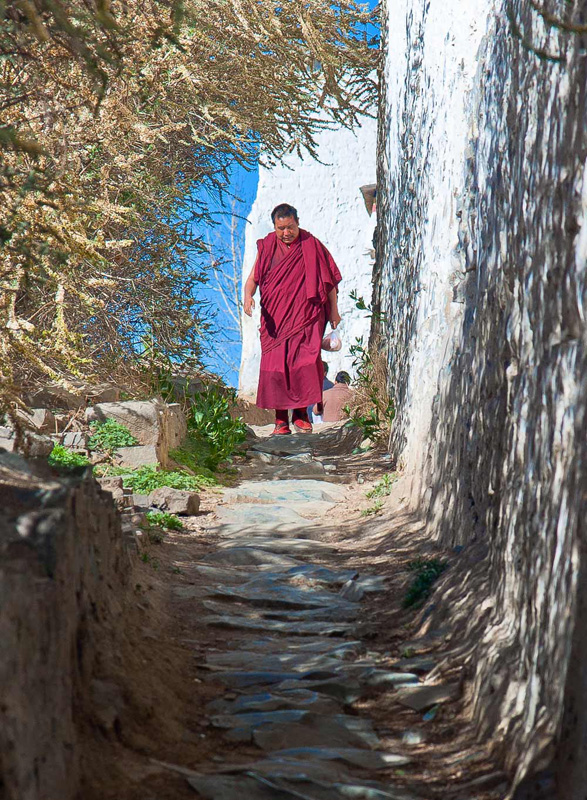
254, 229, 341, 410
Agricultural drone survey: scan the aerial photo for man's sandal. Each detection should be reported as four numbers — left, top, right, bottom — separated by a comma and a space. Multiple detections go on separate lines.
293, 418, 313, 434
271, 421, 292, 436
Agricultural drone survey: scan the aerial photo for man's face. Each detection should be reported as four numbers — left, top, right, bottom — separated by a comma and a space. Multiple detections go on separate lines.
274, 215, 300, 245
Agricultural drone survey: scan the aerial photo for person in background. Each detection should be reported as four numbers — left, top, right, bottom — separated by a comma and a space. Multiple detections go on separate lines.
309, 361, 334, 423
243, 203, 342, 435
315, 371, 353, 423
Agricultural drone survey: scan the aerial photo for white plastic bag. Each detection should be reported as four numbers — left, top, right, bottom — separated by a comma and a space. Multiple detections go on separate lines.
321, 329, 342, 352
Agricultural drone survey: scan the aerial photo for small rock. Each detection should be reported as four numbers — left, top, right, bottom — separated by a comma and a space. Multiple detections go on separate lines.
360, 438, 373, 450
396, 683, 460, 712
402, 730, 425, 745
339, 579, 365, 602
149, 486, 200, 516
16, 408, 56, 433
114, 444, 160, 469
97, 476, 125, 508
25, 432, 54, 457
323, 463, 337, 472
53, 413, 70, 432
61, 431, 88, 449
132, 493, 151, 510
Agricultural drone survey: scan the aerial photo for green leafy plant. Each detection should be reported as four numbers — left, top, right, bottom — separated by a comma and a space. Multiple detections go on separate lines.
145, 511, 184, 531
140, 552, 159, 570
366, 472, 398, 499
48, 444, 90, 471
185, 386, 247, 469
344, 335, 395, 441
361, 498, 384, 517
117, 465, 214, 494
170, 435, 219, 480
403, 558, 449, 608
88, 418, 138, 452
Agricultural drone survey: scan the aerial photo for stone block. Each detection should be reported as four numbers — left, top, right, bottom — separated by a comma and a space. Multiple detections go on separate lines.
86, 399, 187, 468
113, 445, 159, 470
96, 476, 125, 508
61, 431, 88, 449
86, 401, 162, 445
149, 486, 200, 516
26, 383, 85, 410
166, 403, 188, 450
132, 493, 151, 510
0, 428, 53, 458
0, 425, 15, 452
16, 408, 56, 433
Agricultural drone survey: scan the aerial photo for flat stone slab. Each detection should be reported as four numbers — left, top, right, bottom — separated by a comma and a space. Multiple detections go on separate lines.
272, 746, 412, 770
396, 683, 460, 712
216, 538, 338, 555
251, 712, 381, 752
275, 676, 363, 704
222, 479, 346, 506
202, 548, 303, 568
391, 656, 438, 674
286, 564, 359, 586
222, 638, 362, 657
207, 578, 357, 610
206, 650, 352, 674
207, 689, 341, 716
249, 437, 315, 456
215, 504, 309, 528
204, 615, 355, 637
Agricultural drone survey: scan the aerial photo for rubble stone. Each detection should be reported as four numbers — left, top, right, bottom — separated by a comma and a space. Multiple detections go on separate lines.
149, 486, 200, 516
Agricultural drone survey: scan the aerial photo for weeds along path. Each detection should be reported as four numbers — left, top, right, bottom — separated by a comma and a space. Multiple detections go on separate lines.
83, 423, 506, 800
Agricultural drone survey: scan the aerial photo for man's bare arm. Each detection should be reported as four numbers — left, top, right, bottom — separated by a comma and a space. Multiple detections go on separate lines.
328, 286, 341, 329
244, 261, 258, 316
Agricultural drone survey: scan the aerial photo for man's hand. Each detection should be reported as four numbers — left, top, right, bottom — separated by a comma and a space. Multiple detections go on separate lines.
329, 309, 341, 329
244, 296, 255, 317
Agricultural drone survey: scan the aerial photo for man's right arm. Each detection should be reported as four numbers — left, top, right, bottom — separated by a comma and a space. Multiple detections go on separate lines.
243, 261, 258, 317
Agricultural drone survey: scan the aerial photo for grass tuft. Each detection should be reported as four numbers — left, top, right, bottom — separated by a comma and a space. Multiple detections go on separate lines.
403, 558, 449, 608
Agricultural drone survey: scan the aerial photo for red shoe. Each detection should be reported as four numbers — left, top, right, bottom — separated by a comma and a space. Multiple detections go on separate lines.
271, 421, 292, 436
293, 418, 313, 434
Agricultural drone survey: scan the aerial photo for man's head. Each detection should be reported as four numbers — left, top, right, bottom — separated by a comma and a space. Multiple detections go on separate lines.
335, 371, 351, 385
271, 203, 300, 245
322, 361, 329, 375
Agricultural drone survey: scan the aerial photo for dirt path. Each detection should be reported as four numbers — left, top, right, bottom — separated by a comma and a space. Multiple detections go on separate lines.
82, 424, 506, 800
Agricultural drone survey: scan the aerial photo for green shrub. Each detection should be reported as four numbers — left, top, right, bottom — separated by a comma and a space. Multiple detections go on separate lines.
116, 465, 214, 494
170, 435, 219, 480
88, 418, 138, 452
48, 444, 90, 471
403, 558, 449, 608
366, 472, 398, 499
145, 511, 183, 531
186, 386, 247, 469
360, 498, 384, 517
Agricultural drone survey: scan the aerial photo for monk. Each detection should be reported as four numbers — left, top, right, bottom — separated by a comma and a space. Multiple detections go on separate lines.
243, 203, 342, 435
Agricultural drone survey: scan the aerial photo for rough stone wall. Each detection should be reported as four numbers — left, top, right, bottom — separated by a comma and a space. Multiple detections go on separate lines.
239, 114, 377, 396
0, 453, 131, 800
375, 0, 587, 792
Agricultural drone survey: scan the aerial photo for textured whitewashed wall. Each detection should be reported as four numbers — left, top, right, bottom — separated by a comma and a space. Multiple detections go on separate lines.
239, 117, 377, 397
375, 0, 587, 794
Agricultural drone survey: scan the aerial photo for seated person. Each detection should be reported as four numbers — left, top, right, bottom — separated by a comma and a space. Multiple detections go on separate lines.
314, 371, 353, 422
309, 361, 334, 422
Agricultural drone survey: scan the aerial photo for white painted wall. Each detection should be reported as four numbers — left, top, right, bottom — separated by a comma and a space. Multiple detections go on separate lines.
380, 0, 494, 489
238, 116, 377, 398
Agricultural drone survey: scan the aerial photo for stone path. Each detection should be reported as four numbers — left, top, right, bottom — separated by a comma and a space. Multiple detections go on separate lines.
165, 426, 444, 800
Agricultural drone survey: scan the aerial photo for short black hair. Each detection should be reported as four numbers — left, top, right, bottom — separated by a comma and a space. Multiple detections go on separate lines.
335, 371, 351, 384
271, 203, 299, 223
322, 361, 329, 374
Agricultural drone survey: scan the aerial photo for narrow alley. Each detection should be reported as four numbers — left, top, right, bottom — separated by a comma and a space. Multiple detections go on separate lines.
95, 424, 506, 800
